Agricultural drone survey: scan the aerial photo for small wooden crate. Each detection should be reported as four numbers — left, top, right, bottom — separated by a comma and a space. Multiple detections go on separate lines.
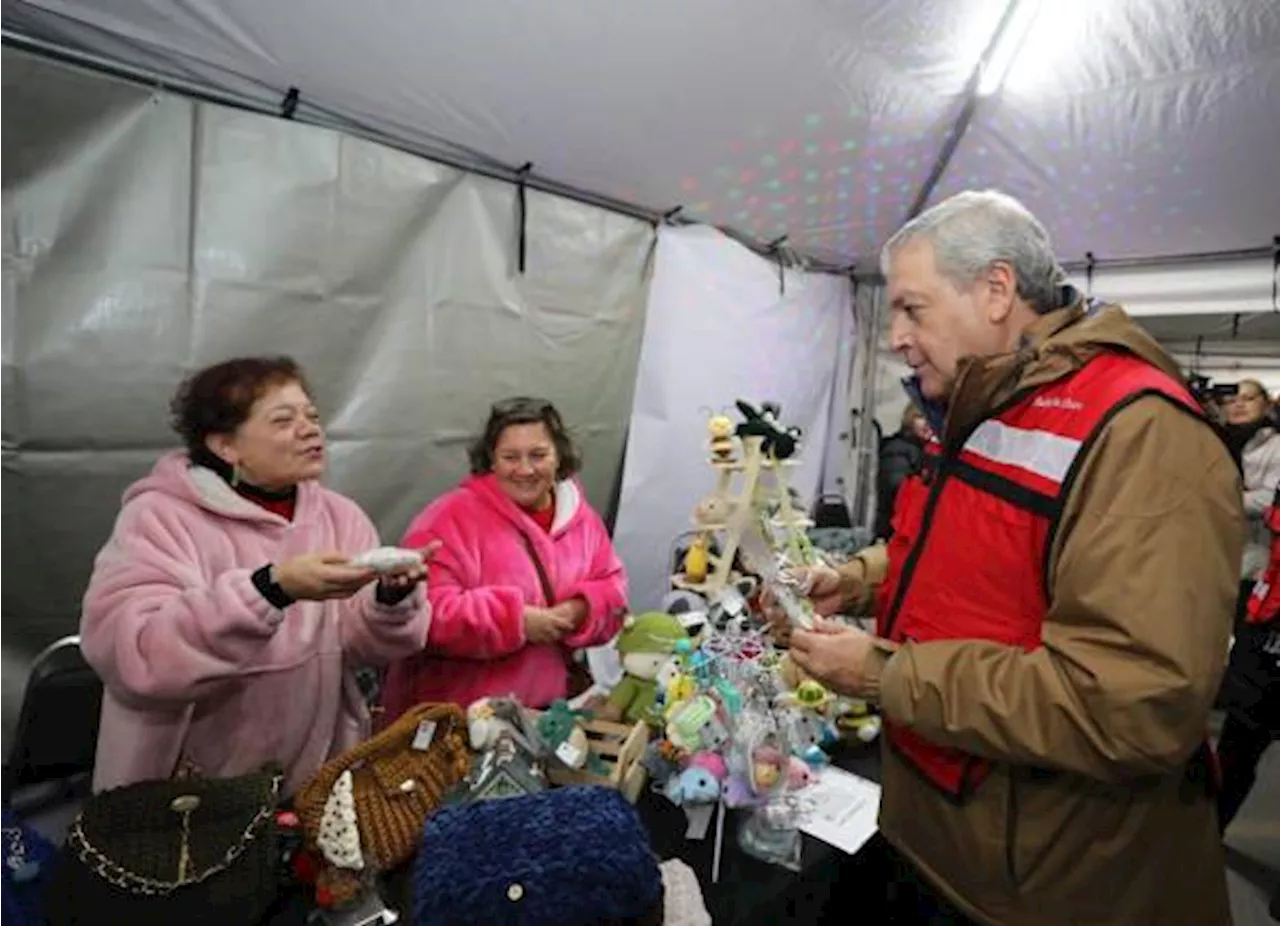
542, 717, 650, 804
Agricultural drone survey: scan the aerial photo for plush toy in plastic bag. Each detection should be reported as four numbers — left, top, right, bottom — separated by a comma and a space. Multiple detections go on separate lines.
728, 708, 803, 872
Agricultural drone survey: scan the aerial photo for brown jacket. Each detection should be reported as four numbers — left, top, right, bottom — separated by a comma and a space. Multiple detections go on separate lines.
858, 303, 1242, 925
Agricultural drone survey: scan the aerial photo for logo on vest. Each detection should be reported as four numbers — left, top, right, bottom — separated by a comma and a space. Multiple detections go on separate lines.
1032, 396, 1084, 411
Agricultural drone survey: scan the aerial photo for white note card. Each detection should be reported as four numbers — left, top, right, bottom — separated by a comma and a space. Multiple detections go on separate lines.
798, 766, 882, 855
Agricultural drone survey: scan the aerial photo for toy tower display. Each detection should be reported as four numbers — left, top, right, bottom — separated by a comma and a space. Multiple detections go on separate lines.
673, 402, 814, 595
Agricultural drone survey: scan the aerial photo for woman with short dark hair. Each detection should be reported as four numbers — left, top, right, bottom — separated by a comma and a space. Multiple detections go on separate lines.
379, 396, 627, 720
81, 356, 435, 796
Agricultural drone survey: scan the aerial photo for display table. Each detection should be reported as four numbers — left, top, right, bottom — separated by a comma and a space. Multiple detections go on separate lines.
261, 743, 886, 926
637, 742, 884, 926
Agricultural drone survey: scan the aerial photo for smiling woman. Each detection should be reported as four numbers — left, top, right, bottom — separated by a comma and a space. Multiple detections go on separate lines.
79, 356, 435, 796
379, 396, 627, 721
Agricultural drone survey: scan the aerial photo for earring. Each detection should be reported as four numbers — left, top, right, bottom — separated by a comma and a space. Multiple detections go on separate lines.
231, 463, 242, 488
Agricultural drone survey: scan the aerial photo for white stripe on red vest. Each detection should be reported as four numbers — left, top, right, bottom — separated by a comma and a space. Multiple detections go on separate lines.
961, 419, 1082, 488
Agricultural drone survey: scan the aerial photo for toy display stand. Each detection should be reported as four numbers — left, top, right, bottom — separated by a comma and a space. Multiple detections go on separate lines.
672, 435, 813, 595
533, 714, 650, 804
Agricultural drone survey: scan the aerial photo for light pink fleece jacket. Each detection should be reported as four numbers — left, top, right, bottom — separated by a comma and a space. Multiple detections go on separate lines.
81, 452, 432, 796
379, 474, 626, 719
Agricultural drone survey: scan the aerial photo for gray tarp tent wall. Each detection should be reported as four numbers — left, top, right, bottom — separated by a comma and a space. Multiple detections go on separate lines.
3, 1, 1279, 744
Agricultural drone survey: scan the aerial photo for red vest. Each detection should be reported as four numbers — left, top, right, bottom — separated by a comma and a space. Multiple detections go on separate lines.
1247, 495, 1280, 625
876, 350, 1201, 800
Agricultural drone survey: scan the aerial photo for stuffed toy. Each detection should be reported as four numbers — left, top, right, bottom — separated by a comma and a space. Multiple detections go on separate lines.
664, 752, 727, 806
835, 698, 883, 744
661, 589, 711, 644
734, 399, 802, 459
682, 533, 711, 584
707, 413, 738, 463
693, 493, 736, 527
467, 697, 529, 751
601, 612, 690, 726
535, 700, 607, 775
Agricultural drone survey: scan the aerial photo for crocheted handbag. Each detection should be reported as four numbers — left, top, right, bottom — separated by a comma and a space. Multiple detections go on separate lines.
3, 809, 58, 926
295, 702, 470, 907
43, 766, 282, 926
412, 785, 665, 926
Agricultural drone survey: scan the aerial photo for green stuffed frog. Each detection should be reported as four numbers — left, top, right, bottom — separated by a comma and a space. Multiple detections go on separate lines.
602, 612, 690, 726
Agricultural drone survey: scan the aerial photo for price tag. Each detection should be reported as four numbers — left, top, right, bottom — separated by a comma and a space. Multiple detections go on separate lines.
555, 739, 585, 768
411, 720, 437, 751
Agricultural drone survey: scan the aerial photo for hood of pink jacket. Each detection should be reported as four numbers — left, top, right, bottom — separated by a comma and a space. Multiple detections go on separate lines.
457, 473, 585, 536
124, 452, 323, 525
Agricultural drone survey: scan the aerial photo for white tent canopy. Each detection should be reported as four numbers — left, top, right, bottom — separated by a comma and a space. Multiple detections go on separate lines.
3, 1, 1279, 743
5, 0, 1279, 270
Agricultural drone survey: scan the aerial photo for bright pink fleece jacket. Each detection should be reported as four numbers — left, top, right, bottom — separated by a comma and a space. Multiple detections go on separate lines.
379, 474, 626, 718
81, 452, 431, 796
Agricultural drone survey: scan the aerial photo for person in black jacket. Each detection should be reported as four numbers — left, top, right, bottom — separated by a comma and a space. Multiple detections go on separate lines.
874, 404, 931, 540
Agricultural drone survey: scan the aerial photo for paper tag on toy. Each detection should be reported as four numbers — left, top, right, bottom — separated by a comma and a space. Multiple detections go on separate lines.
411, 720, 437, 751
684, 803, 715, 840
555, 739, 585, 768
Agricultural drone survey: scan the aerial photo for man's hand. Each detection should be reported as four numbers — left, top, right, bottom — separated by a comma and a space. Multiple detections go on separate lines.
808, 561, 863, 616
789, 620, 878, 698
764, 560, 865, 644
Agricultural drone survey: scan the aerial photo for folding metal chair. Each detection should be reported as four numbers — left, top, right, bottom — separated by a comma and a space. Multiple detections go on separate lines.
3, 635, 103, 810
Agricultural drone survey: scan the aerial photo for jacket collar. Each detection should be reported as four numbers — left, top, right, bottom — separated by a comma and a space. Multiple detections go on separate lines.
901, 285, 1152, 448
464, 473, 582, 536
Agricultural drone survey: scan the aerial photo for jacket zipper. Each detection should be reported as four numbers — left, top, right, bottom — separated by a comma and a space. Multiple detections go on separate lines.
882, 459, 951, 640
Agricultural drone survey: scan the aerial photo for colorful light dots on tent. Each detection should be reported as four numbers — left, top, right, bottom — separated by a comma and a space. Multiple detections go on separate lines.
681, 177, 700, 193
805, 142, 820, 156
760, 154, 778, 168
804, 113, 823, 128
778, 139, 799, 157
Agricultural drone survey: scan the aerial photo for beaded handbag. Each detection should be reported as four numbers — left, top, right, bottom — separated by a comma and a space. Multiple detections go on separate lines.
44, 766, 282, 926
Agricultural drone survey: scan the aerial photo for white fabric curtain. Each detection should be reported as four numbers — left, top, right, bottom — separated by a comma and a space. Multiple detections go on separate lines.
611, 225, 854, 611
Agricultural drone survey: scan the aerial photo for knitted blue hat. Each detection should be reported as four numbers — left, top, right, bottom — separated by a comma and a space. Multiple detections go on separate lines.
413, 786, 663, 926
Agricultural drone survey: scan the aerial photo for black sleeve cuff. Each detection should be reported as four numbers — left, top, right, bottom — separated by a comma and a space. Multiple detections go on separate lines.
375, 582, 415, 607
252, 565, 295, 610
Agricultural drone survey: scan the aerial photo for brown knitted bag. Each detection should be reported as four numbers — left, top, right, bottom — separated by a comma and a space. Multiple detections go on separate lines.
295, 703, 469, 904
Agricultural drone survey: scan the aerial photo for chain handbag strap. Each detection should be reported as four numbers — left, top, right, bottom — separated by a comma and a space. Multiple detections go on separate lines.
66, 773, 281, 897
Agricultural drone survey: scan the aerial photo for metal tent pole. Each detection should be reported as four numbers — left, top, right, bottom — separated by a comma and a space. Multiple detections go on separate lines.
901, 0, 1024, 223
2, 29, 857, 276
1060, 246, 1275, 273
